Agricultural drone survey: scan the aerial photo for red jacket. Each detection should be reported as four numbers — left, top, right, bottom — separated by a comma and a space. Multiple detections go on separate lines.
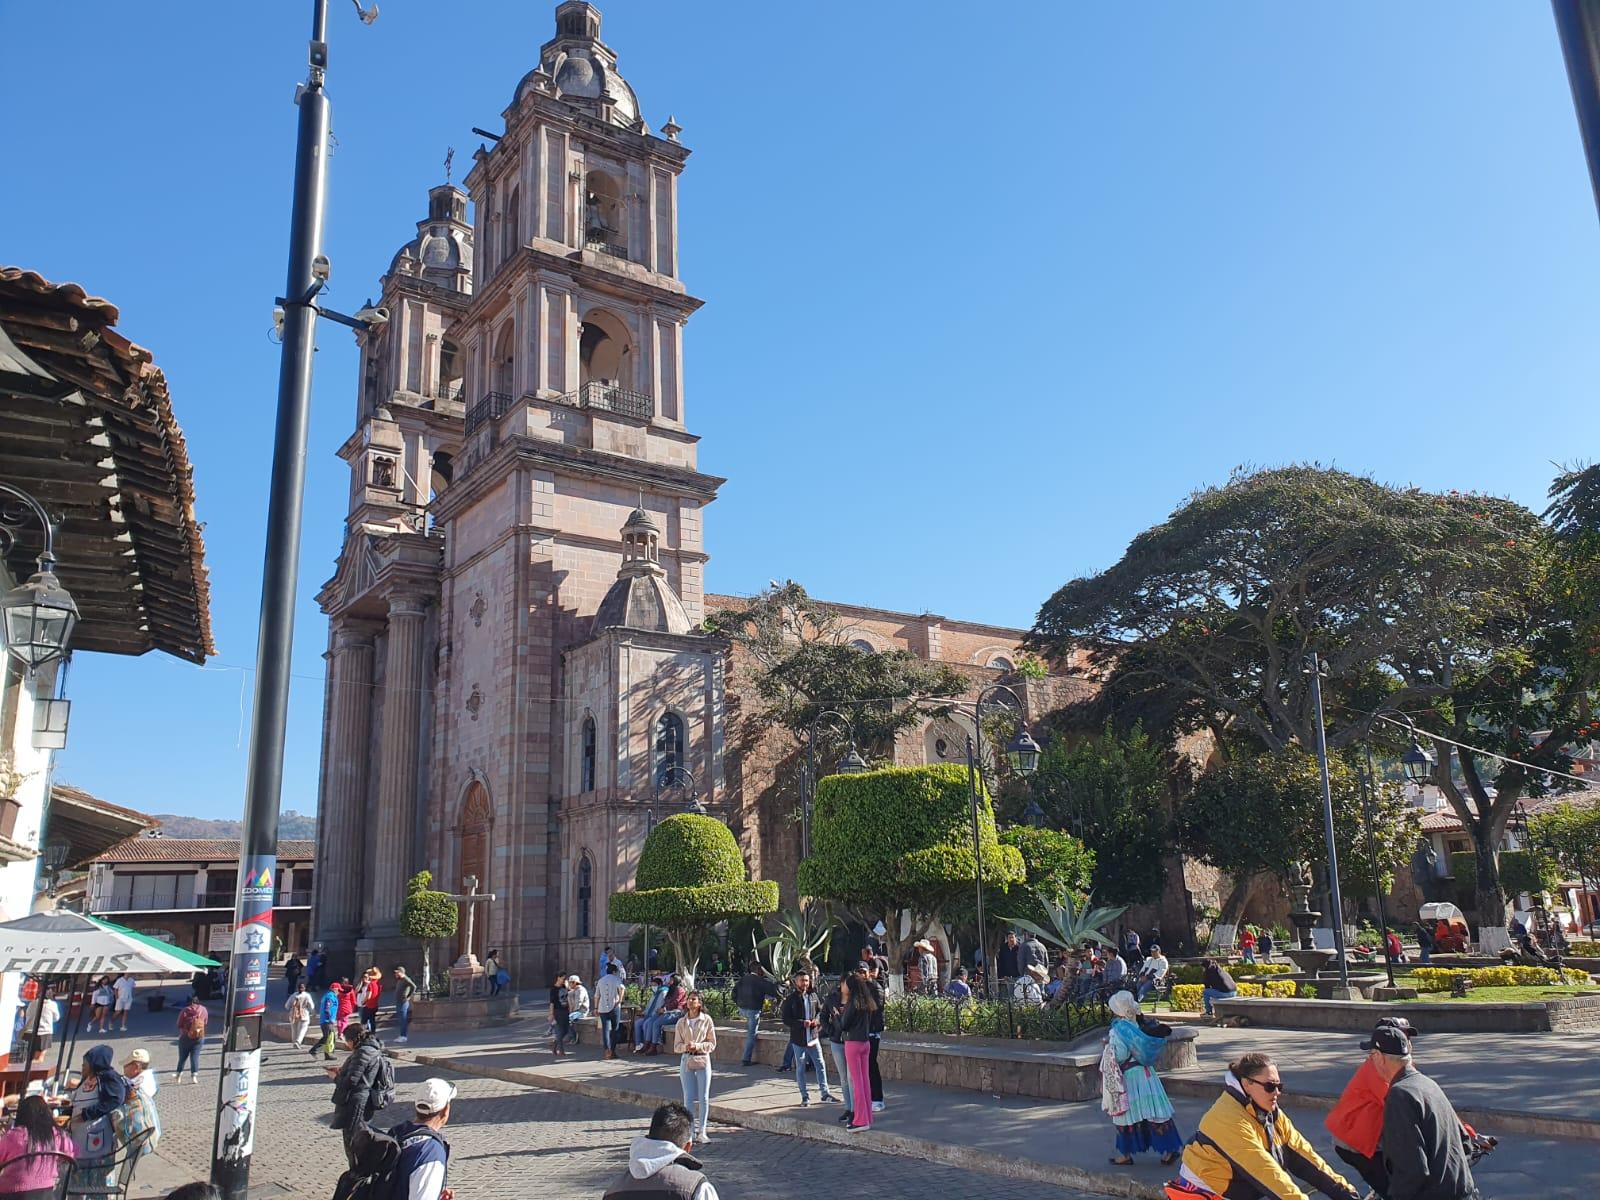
358, 979, 382, 1011
1325, 1057, 1387, 1156
335, 984, 356, 1022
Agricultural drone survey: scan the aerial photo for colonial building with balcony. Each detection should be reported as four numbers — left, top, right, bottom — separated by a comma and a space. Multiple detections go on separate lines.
88, 839, 315, 959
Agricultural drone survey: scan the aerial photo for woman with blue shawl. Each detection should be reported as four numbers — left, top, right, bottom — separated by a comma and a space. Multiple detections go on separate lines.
1104, 990, 1183, 1166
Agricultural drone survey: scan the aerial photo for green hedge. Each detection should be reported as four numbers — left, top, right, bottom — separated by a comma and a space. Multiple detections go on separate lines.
1171, 979, 1298, 1009
637, 813, 746, 890
400, 870, 458, 941
1168, 961, 1293, 985
797, 764, 1023, 912
1497, 850, 1556, 897
1448, 851, 1478, 910
610, 880, 780, 925
1410, 965, 1589, 991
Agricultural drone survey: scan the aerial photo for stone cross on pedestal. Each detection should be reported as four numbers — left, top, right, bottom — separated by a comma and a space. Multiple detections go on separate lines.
446, 874, 497, 969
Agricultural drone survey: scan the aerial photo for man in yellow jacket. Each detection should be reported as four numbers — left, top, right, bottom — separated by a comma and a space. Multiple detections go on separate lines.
1175, 1052, 1359, 1200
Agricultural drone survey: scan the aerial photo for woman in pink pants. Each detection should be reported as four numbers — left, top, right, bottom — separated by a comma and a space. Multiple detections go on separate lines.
838, 972, 877, 1131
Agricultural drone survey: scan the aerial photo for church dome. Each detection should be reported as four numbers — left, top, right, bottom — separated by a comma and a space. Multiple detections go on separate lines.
529, 2, 643, 130
591, 503, 692, 636
593, 571, 692, 636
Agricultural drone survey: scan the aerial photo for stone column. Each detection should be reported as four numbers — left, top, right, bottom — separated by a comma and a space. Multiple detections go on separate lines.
366, 592, 430, 939
314, 622, 376, 968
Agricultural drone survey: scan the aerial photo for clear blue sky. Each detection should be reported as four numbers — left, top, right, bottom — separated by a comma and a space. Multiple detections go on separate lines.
4, 3, 1595, 819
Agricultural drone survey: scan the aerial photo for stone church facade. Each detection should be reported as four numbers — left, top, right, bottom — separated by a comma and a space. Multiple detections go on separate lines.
311, 3, 1148, 980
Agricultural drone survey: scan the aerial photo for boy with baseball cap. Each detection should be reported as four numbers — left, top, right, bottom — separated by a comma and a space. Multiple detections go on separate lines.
387, 1078, 456, 1200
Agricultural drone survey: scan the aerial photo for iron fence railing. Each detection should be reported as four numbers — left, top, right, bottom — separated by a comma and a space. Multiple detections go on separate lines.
557, 380, 653, 420
585, 238, 629, 260
465, 390, 513, 434
619, 973, 1109, 1043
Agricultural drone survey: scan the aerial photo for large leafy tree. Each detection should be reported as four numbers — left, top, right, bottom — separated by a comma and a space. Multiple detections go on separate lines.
797, 764, 1024, 983
1017, 724, 1170, 905
1396, 466, 1600, 922
1530, 800, 1600, 902
706, 582, 969, 752
1177, 749, 1420, 922
1028, 465, 1565, 926
1028, 467, 1537, 755
609, 814, 778, 985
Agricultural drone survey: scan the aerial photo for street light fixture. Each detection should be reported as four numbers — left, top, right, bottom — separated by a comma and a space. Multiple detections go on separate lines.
1304, 653, 1351, 992
656, 764, 702, 814
0, 483, 78, 676
1022, 799, 1046, 828
1401, 736, 1436, 784
803, 708, 862, 860
961, 683, 1040, 998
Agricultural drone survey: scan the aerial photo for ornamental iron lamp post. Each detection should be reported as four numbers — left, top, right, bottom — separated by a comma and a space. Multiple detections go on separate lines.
0, 483, 78, 676
1358, 746, 1397, 989
1022, 799, 1046, 828
963, 684, 1041, 998
1304, 654, 1351, 991
803, 708, 863, 860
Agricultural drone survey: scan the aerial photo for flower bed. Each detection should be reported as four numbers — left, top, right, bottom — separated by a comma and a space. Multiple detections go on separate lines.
1569, 940, 1600, 957
1409, 965, 1590, 992
1168, 961, 1293, 985
1171, 979, 1299, 1010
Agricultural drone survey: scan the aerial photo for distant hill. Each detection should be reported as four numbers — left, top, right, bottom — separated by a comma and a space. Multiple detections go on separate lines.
148, 809, 318, 841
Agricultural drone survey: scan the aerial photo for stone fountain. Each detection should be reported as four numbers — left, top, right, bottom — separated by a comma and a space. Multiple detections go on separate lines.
1285, 868, 1337, 977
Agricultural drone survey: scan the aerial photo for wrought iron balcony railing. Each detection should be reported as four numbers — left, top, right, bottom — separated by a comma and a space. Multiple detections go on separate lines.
465, 390, 513, 434
559, 380, 653, 420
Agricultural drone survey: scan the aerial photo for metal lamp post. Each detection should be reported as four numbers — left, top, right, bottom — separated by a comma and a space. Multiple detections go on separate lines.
212, 3, 379, 1195
961, 683, 1041, 997
803, 708, 864, 860
1358, 746, 1396, 989
1304, 654, 1351, 991
0, 483, 78, 676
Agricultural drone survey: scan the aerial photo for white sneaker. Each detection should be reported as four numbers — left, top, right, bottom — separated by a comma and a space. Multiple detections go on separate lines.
871, 1101, 884, 1112
395, 1037, 408, 1044
695, 1133, 711, 1145
190, 1074, 200, 1084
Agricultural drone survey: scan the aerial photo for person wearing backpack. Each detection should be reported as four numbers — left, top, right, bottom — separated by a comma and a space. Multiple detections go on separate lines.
174, 996, 208, 1083
385, 1078, 455, 1200
328, 1023, 392, 1165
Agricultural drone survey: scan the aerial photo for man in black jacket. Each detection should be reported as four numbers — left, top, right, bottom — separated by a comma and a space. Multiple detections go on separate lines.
778, 971, 837, 1106
734, 965, 779, 1066
997, 932, 1022, 982
328, 1024, 389, 1165
1371, 1026, 1480, 1200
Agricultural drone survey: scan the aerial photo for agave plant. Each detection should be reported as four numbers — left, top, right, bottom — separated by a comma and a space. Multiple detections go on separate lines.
1007, 891, 1127, 952
755, 902, 840, 978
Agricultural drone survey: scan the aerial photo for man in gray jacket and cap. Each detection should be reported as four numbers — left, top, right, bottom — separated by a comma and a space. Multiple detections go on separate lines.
1369, 1024, 1480, 1200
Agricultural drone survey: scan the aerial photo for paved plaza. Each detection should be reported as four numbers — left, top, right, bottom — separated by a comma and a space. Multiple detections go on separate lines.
94, 989, 1105, 1199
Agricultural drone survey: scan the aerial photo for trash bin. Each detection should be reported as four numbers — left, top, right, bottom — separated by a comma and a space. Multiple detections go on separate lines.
146, 994, 166, 1013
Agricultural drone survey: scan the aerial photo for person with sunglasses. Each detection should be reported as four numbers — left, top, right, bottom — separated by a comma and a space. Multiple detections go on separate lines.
1174, 1052, 1359, 1200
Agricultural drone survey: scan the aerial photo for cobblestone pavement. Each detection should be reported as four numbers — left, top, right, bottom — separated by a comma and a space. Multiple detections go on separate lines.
138, 1039, 1111, 1199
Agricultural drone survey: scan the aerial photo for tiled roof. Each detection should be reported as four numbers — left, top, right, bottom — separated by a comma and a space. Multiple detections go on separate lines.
94, 838, 316, 864
1420, 810, 1463, 833
0, 266, 214, 662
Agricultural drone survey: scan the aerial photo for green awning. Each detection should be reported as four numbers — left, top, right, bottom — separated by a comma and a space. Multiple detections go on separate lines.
85, 914, 220, 969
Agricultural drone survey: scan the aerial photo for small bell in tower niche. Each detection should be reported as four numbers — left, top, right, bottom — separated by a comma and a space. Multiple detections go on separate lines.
585, 192, 609, 241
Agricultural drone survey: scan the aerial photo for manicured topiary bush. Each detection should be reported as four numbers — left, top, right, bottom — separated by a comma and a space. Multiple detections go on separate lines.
610, 813, 778, 984
1410, 965, 1589, 992
400, 870, 458, 993
797, 764, 1024, 983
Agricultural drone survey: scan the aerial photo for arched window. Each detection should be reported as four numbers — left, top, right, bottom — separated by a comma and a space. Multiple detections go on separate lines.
989, 655, 1015, 672
654, 712, 685, 786
581, 715, 597, 793
579, 309, 634, 389
577, 853, 593, 939
491, 322, 515, 396
438, 337, 463, 400
849, 639, 875, 653
583, 171, 624, 256
504, 186, 520, 258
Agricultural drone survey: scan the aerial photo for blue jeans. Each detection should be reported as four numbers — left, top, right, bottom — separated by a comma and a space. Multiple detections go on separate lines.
678, 1058, 711, 1138
829, 1040, 852, 1113
599, 1009, 619, 1051
395, 1001, 411, 1039
176, 1037, 201, 1076
792, 1042, 830, 1101
1135, 978, 1157, 1002
738, 1008, 762, 1064
640, 1010, 681, 1047
1202, 986, 1236, 1016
